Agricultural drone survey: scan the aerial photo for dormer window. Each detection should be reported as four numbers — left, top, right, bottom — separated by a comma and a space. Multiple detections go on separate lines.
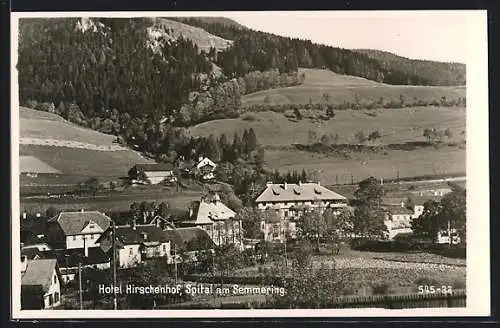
272, 188, 280, 195
314, 188, 322, 195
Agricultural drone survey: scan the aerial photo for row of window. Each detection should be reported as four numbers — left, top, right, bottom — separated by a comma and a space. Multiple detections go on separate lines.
47, 292, 60, 306
71, 234, 100, 241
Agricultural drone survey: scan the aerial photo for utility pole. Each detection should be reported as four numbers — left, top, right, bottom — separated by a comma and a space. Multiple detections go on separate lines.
350, 173, 354, 185
78, 262, 83, 310
335, 174, 338, 185
112, 221, 117, 310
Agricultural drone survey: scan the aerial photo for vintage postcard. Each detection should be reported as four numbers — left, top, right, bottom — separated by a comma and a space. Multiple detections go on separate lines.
11, 10, 489, 318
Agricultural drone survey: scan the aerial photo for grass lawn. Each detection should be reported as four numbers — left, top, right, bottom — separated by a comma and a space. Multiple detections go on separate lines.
241, 68, 465, 106
190, 107, 466, 147
20, 106, 118, 145
19, 145, 152, 181
265, 146, 465, 185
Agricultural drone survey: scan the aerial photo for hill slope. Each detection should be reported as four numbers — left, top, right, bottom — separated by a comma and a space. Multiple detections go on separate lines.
150, 18, 233, 53
19, 107, 153, 185
354, 49, 466, 86
242, 68, 466, 106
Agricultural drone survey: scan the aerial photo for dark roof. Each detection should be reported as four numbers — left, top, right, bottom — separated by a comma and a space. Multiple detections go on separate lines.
134, 163, 175, 172
21, 248, 43, 260
115, 224, 172, 245
21, 259, 58, 292
51, 211, 111, 236
20, 217, 49, 235
165, 227, 215, 252
40, 248, 110, 267
256, 182, 347, 203
386, 206, 414, 215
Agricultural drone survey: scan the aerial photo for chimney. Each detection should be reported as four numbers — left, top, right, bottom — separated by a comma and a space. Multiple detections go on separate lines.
189, 207, 194, 217
266, 181, 273, 187
317, 181, 321, 186
81, 209, 85, 212
22, 212, 27, 219
21, 255, 28, 273
36, 213, 41, 218
401, 200, 405, 208
299, 181, 302, 187
284, 182, 287, 190
156, 218, 161, 227
380, 177, 384, 185
132, 219, 137, 230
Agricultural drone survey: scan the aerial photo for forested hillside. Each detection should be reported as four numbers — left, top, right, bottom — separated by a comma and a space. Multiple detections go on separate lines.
354, 49, 466, 86
172, 17, 466, 86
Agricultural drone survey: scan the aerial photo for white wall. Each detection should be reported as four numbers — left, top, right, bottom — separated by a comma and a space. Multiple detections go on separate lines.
65, 233, 102, 249
42, 270, 61, 309
118, 245, 141, 268
143, 242, 171, 259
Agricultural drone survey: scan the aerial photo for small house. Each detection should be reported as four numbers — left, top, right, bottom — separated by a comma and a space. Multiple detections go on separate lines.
129, 163, 177, 185
21, 257, 62, 309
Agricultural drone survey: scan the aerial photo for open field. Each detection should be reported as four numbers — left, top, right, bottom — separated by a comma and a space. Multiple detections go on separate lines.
190, 107, 466, 146
241, 68, 465, 106
265, 146, 465, 185
19, 145, 151, 183
20, 107, 120, 146
20, 188, 202, 214
20, 155, 62, 174
19, 106, 154, 185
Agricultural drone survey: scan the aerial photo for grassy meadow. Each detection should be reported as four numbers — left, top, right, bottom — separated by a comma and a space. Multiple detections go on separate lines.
241, 68, 465, 106
19, 106, 153, 185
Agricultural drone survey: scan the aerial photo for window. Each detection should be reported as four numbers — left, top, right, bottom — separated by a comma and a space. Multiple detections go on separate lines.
89, 223, 95, 229
163, 244, 167, 251
53, 274, 57, 284
54, 292, 60, 303
272, 232, 279, 238
90, 234, 94, 240
72, 236, 77, 241
129, 248, 133, 255
284, 210, 289, 217
48, 294, 54, 306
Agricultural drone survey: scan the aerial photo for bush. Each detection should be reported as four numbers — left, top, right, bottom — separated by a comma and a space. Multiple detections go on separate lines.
242, 113, 257, 121
371, 283, 390, 295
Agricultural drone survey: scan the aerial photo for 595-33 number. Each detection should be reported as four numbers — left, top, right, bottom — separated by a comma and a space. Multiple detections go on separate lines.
418, 285, 453, 295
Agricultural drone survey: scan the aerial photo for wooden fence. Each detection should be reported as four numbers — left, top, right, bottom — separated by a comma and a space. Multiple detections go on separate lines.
159, 290, 466, 309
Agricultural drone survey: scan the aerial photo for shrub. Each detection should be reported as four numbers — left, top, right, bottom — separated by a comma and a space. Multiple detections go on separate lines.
371, 283, 390, 295
242, 113, 257, 121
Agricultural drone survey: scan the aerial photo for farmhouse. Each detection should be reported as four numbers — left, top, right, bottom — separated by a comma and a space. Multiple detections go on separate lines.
98, 222, 173, 268
180, 194, 242, 247
383, 205, 415, 240
164, 227, 216, 262
129, 163, 177, 185
255, 181, 348, 242
46, 210, 112, 251
21, 257, 61, 309
193, 157, 217, 181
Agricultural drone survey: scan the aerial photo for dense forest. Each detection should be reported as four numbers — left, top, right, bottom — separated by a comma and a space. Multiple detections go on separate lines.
172, 17, 466, 86
354, 49, 466, 86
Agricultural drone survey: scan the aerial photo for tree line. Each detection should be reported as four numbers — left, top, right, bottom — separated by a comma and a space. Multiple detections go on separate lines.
172, 17, 466, 86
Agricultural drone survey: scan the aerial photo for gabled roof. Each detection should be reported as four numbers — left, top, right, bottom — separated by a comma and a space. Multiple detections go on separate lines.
195, 157, 216, 169
255, 182, 347, 203
112, 224, 172, 245
188, 197, 236, 225
165, 227, 215, 252
134, 163, 175, 172
21, 259, 58, 292
385, 206, 414, 215
408, 195, 443, 205
51, 211, 111, 236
